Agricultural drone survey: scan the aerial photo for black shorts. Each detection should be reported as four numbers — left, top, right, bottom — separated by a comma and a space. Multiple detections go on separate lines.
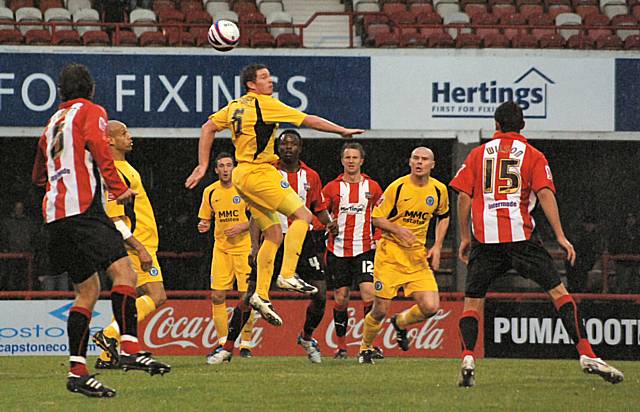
326, 249, 375, 289
273, 231, 325, 282
465, 238, 561, 298
45, 213, 127, 284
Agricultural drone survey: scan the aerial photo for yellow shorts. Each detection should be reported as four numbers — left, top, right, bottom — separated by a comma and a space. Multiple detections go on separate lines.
232, 162, 304, 230
373, 241, 438, 299
211, 247, 251, 292
128, 250, 163, 288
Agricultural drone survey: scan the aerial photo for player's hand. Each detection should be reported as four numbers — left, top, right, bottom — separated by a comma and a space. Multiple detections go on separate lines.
115, 189, 137, 204
427, 246, 441, 271
394, 227, 416, 248
197, 219, 211, 233
185, 165, 206, 189
458, 237, 470, 264
224, 224, 243, 238
341, 128, 364, 138
326, 220, 338, 236
558, 236, 576, 266
138, 248, 153, 272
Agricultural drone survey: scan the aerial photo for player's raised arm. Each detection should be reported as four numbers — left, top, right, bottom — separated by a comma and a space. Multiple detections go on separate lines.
301, 115, 364, 138
185, 119, 222, 189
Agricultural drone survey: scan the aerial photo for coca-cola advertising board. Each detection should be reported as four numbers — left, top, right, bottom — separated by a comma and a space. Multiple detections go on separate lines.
139, 299, 477, 358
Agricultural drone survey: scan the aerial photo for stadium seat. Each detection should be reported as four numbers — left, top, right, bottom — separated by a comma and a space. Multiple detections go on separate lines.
555, 12, 582, 40
206, 1, 229, 17
623, 33, 640, 49
382, 2, 408, 15
365, 22, 390, 45
490, 0, 517, 18
500, 12, 526, 39
633, 0, 640, 19
38, 0, 61, 13
139, 31, 166, 46
153, 0, 176, 14
130, 8, 157, 37
267, 11, 293, 37
212, 10, 239, 23
234, 1, 258, 14
113, 29, 137, 46
482, 31, 510, 46
612, 15, 639, 40
250, 30, 274, 47
44, 7, 70, 24
239, 26, 265, 46
66, 0, 91, 16
461, 0, 488, 18
408, 2, 434, 15
400, 30, 427, 46
0, 28, 22, 43
584, 13, 612, 40
434, 0, 461, 19
73, 8, 99, 36
275, 32, 301, 47
455, 31, 481, 46
186, 10, 211, 25
157, 8, 183, 34
355, 1, 381, 13
51, 28, 81, 44
181, 0, 204, 13
518, 1, 544, 20
0, 6, 14, 29
538, 31, 566, 46
8, 0, 32, 12
194, 28, 209, 46
472, 11, 500, 36
443, 11, 471, 39
574, 0, 600, 18
600, 0, 628, 20
595, 32, 622, 48
388, 9, 416, 24
426, 30, 455, 46
374, 31, 401, 47
259, 0, 284, 16
82, 29, 110, 46
528, 12, 555, 39
239, 12, 266, 25
416, 10, 443, 24
566, 32, 596, 47
546, 0, 572, 19
511, 31, 539, 46
15, 6, 42, 35
24, 27, 50, 43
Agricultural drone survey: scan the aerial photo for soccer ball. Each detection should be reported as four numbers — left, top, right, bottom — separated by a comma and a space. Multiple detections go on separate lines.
208, 20, 240, 52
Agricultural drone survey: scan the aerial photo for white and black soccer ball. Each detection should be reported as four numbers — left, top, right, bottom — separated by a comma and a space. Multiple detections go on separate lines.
208, 20, 240, 52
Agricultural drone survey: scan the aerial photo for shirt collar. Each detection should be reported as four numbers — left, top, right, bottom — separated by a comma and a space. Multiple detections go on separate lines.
491, 131, 528, 143
59, 98, 91, 109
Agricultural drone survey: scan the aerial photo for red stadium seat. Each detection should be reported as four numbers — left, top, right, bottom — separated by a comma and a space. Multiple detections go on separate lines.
624, 34, 640, 49
250, 30, 274, 47
0, 28, 23, 44
51, 28, 81, 45
566, 33, 596, 48
408, 2, 434, 16
426, 31, 454, 47
157, 9, 184, 24
482, 32, 511, 47
528, 12, 555, 39
416, 11, 442, 24
275, 32, 302, 48
574, 0, 600, 19
388, 10, 415, 24
38, 0, 62, 14
8, 0, 33, 13
584, 13, 612, 40
239, 26, 266, 47
233, 2, 258, 14
511, 32, 539, 47
180, 0, 204, 13
24, 28, 50, 44
153, 0, 176, 14
167, 31, 195, 46
455, 32, 482, 47
500, 13, 527, 39
373, 31, 400, 47
595, 33, 622, 49
363, 14, 390, 29
114, 30, 137, 46
82, 30, 110, 46
400, 30, 427, 46
472, 11, 500, 37
383, 3, 408, 15
186, 10, 211, 25
490, 0, 517, 18
538, 32, 566, 47
366, 23, 391, 45
139, 31, 167, 47
195, 28, 209, 47
546, 0, 572, 19
240, 12, 266, 25
517, 0, 544, 20
461, 0, 488, 17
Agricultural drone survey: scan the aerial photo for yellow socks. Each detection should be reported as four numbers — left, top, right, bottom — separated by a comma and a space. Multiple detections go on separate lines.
280, 219, 308, 278
360, 312, 383, 351
212, 303, 229, 345
395, 305, 426, 329
256, 239, 279, 299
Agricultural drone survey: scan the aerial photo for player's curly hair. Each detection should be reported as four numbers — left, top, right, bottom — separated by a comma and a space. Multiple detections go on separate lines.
240, 63, 268, 90
58, 63, 95, 102
494, 101, 525, 133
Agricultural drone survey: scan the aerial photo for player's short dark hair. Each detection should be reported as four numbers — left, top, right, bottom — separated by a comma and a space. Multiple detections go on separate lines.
278, 129, 301, 143
240, 63, 268, 90
58, 63, 95, 102
341, 142, 365, 159
494, 101, 525, 133
214, 152, 234, 166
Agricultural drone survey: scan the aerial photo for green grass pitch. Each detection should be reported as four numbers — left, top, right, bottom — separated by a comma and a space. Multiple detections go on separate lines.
2, 357, 638, 411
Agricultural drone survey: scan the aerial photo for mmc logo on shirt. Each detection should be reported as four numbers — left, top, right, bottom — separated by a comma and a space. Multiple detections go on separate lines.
431, 67, 554, 119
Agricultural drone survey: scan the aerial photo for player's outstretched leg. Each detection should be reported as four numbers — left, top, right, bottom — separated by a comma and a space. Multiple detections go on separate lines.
249, 293, 282, 326
277, 219, 318, 295
458, 309, 480, 387
580, 356, 624, 384
67, 374, 116, 398
120, 352, 171, 375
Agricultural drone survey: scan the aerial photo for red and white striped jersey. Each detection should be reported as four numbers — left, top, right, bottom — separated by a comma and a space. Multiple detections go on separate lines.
450, 132, 555, 244
322, 174, 383, 257
32, 98, 128, 223
276, 161, 327, 232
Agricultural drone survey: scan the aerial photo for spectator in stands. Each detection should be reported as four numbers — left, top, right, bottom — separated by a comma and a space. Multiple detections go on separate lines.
95, 0, 128, 37
608, 212, 640, 294
0, 200, 38, 290
565, 214, 602, 293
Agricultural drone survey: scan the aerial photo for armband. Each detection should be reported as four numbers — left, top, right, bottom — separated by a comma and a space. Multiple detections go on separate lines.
114, 219, 133, 240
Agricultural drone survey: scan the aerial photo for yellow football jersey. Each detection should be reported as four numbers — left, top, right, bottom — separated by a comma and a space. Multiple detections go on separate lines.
106, 160, 159, 251
209, 92, 307, 164
199, 181, 251, 254
372, 175, 449, 250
